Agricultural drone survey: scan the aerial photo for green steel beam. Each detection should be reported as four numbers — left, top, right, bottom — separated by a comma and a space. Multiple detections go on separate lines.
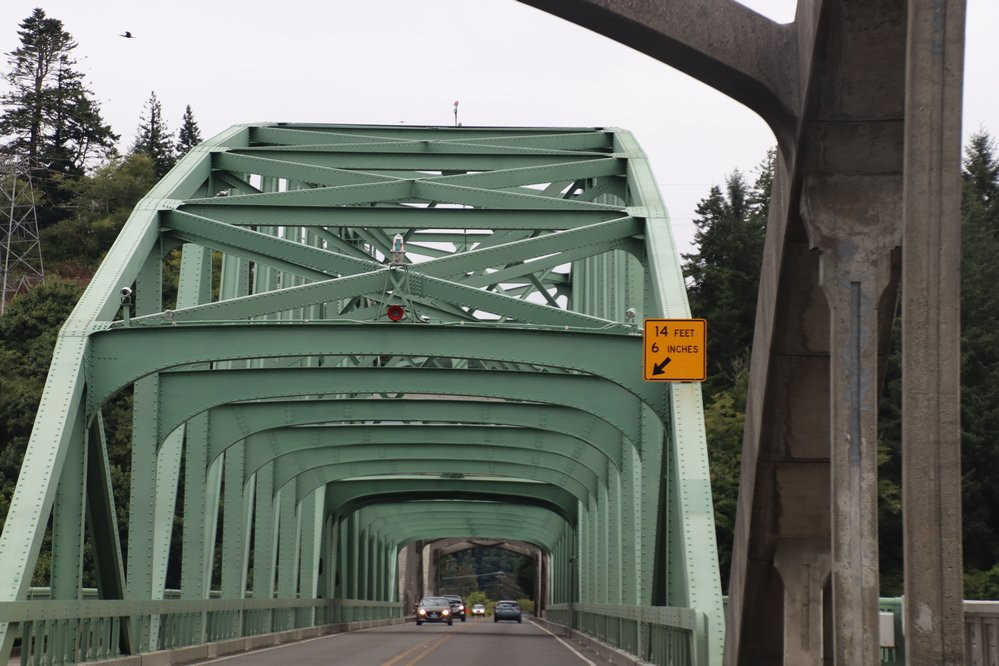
154, 368, 649, 448
355, 502, 566, 551
293, 460, 593, 506
268, 444, 602, 499
205, 399, 629, 468
241, 425, 613, 483
0, 123, 723, 665
88, 326, 657, 412
173, 205, 623, 230
323, 478, 578, 524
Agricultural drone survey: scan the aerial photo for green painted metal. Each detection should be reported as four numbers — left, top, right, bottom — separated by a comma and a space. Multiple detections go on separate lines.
0, 123, 721, 665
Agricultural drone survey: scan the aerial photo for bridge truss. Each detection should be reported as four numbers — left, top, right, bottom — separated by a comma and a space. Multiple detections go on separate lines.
0, 124, 722, 664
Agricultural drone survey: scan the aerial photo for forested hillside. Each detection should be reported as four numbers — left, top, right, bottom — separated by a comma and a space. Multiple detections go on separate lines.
0, 8, 995, 598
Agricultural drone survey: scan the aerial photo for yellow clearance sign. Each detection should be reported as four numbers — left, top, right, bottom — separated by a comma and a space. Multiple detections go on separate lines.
643, 318, 707, 382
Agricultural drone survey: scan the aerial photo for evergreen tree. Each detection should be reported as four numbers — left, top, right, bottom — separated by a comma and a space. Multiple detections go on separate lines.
963, 131, 999, 211
682, 150, 773, 397
0, 9, 117, 221
131, 91, 176, 177
176, 105, 202, 157
958, 131, 999, 584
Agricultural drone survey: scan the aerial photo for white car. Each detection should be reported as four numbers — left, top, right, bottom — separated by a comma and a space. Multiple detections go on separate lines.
471, 603, 486, 616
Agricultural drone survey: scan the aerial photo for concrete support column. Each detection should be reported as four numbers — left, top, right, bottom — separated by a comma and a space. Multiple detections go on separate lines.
902, 2, 966, 663
397, 543, 418, 610
774, 539, 832, 665
422, 543, 439, 596
802, 175, 900, 664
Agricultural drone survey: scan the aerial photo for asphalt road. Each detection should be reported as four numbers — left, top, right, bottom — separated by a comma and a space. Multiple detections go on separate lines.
199, 617, 605, 665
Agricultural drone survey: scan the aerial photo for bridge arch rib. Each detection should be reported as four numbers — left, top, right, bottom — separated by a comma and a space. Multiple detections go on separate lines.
0, 123, 721, 664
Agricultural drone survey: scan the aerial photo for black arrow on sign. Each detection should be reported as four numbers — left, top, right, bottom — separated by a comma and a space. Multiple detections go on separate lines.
652, 357, 672, 376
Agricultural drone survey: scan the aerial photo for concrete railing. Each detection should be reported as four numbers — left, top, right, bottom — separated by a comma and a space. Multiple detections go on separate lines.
879, 597, 998, 665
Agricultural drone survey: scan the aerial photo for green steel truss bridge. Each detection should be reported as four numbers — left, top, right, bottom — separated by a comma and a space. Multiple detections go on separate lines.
0, 124, 723, 664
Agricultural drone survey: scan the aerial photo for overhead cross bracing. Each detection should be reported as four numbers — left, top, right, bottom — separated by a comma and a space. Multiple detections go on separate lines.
0, 123, 722, 665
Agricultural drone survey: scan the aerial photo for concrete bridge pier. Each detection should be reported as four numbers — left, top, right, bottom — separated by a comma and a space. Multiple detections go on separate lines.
517, 0, 967, 663
773, 540, 831, 664
801, 172, 902, 663
397, 542, 422, 612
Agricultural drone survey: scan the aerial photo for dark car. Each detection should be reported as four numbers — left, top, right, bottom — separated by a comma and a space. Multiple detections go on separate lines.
416, 596, 453, 626
443, 594, 466, 622
494, 600, 522, 623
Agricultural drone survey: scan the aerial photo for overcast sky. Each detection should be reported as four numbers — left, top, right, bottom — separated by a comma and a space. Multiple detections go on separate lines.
0, 0, 995, 253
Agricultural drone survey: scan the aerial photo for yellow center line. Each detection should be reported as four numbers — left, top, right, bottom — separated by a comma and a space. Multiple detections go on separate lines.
404, 631, 457, 665
379, 622, 464, 666
380, 635, 440, 666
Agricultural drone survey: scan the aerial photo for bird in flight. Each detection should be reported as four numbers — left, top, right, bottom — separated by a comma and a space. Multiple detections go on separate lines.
120, 31, 134, 38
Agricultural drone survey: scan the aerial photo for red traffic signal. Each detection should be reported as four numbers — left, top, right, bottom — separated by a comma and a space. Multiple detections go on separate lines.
386, 305, 405, 322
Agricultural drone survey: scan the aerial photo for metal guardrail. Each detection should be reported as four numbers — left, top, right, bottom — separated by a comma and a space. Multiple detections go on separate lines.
549, 598, 999, 666
0, 596, 402, 664
546, 602, 698, 666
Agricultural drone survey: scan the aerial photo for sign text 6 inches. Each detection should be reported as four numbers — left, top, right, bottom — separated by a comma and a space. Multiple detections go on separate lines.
643, 319, 707, 382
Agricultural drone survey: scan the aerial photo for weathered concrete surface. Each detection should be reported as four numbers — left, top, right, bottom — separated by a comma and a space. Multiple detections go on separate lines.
901, 2, 966, 662
518, 0, 966, 663
397, 542, 421, 612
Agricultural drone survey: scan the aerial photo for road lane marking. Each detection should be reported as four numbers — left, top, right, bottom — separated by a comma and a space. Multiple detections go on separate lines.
380, 625, 460, 666
530, 619, 597, 666
198, 631, 346, 663
403, 631, 457, 665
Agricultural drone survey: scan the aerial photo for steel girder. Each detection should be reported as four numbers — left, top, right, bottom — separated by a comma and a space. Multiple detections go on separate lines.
0, 124, 721, 664
322, 478, 579, 524
205, 399, 628, 470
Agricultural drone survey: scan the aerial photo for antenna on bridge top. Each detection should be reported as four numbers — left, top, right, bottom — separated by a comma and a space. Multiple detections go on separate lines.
0, 154, 44, 315
453, 100, 459, 127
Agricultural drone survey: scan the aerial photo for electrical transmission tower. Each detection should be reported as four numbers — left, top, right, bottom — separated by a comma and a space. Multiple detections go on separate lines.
0, 155, 44, 314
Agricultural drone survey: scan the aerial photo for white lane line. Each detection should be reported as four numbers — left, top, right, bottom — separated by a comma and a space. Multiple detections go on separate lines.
530, 619, 597, 666
198, 631, 348, 664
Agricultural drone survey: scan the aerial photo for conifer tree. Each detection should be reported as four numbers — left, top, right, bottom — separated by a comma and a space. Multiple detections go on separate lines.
176, 105, 202, 157
958, 131, 999, 588
0, 9, 117, 221
131, 92, 176, 178
682, 150, 773, 396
